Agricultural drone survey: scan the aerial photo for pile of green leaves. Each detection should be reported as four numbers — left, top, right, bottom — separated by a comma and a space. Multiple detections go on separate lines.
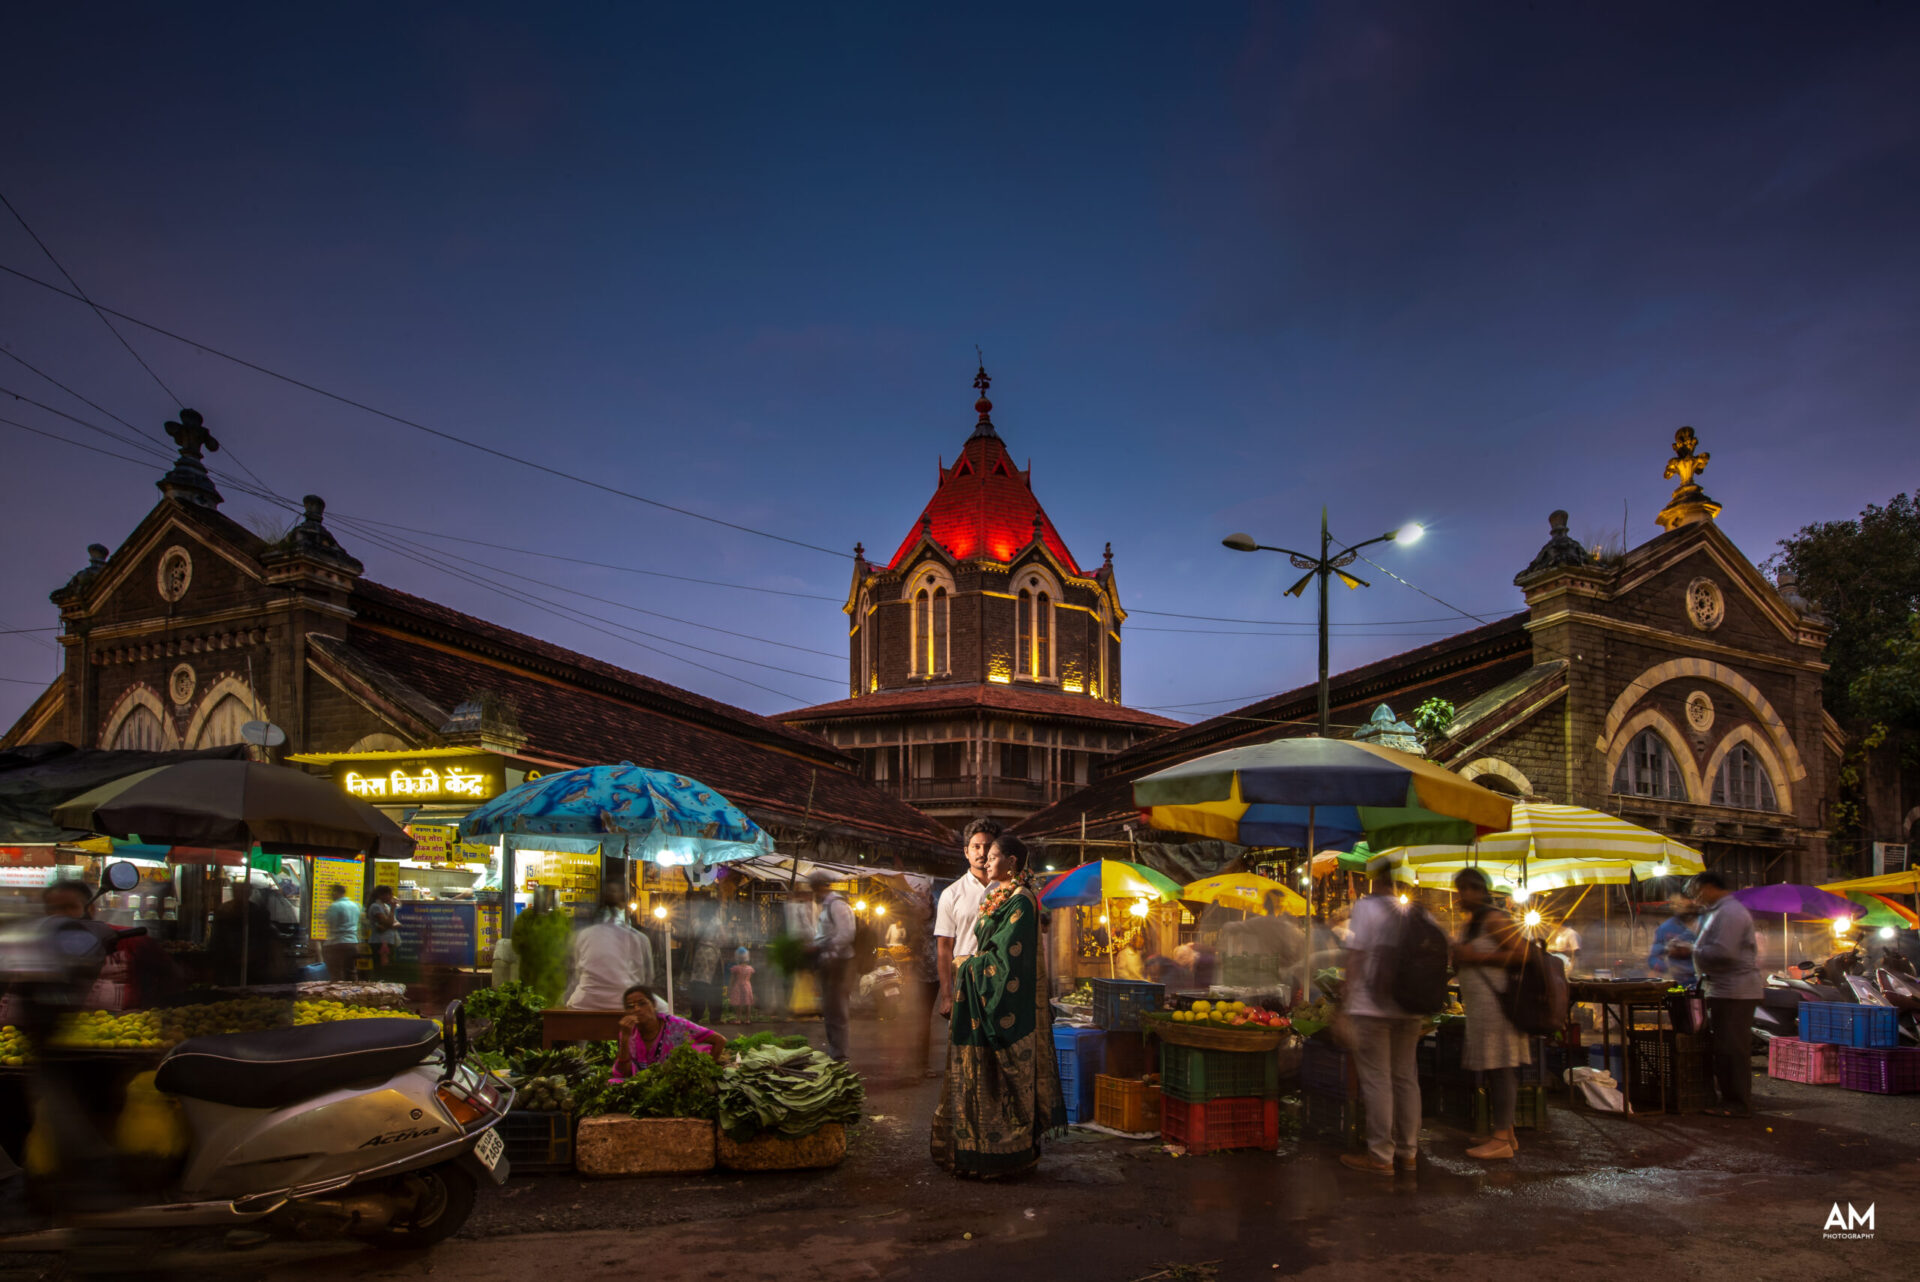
511, 1046, 596, 1083
718, 1044, 865, 1141
577, 1044, 723, 1121
765, 933, 809, 976
511, 907, 572, 1005
725, 1032, 810, 1056
462, 983, 546, 1054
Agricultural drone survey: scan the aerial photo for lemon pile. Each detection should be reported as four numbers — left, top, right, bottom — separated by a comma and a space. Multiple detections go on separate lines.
1, 1025, 29, 1067
1169, 998, 1248, 1024
13, 998, 435, 1061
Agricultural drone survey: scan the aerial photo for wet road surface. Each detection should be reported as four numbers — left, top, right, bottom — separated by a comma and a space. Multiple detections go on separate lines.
4, 1016, 1915, 1280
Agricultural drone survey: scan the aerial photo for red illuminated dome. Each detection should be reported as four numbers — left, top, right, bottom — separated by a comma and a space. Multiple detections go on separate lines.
886, 365, 1082, 573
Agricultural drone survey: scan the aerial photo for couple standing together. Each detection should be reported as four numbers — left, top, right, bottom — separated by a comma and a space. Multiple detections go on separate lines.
928, 818, 1066, 1178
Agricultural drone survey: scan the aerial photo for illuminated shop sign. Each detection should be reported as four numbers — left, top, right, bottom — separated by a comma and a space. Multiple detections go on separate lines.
334, 757, 502, 803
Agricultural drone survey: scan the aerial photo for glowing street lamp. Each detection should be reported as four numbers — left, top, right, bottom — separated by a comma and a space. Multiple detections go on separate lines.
1224, 514, 1426, 737
1128, 899, 1151, 919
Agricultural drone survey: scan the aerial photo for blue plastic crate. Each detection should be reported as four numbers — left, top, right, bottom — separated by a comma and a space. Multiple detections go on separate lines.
1089, 979, 1163, 1031
1053, 1024, 1105, 1122
1798, 1002, 1898, 1049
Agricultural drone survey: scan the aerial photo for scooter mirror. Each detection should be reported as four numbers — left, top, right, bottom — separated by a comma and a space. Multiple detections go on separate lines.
102, 861, 142, 893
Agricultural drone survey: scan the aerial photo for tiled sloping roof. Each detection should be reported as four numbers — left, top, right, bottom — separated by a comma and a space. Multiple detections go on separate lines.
351, 579, 839, 757
886, 425, 1082, 573
333, 626, 953, 851
1015, 614, 1535, 842
783, 683, 1184, 731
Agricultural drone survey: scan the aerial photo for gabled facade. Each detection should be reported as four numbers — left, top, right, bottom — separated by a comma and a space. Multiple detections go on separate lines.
1018, 429, 1840, 887
783, 367, 1180, 826
4, 415, 954, 867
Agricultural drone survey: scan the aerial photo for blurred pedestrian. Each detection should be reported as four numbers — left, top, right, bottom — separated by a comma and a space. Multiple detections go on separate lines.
1668, 871, 1762, 1117
564, 885, 654, 1010
1339, 869, 1424, 1175
322, 884, 361, 981
727, 946, 757, 1021
1648, 893, 1699, 985
808, 870, 857, 1061
368, 885, 402, 975
1548, 921, 1582, 977
1451, 868, 1532, 1160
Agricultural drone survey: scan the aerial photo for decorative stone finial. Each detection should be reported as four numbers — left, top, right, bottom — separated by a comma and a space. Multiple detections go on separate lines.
156, 409, 224, 509
970, 353, 997, 440
260, 492, 363, 577
1656, 427, 1721, 530
1521, 509, 1597, 576
1103, 541, 1113, 567
1032, 513, 1044, 541
853, 542, 865, 562
54, 541, 113, 601
86, 544, 109, 568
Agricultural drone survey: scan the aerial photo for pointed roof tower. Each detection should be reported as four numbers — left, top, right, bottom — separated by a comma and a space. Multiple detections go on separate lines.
886, 362, 1083, 572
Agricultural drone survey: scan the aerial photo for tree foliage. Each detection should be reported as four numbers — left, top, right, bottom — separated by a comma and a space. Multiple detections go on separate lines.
1769, 491, 1920, 730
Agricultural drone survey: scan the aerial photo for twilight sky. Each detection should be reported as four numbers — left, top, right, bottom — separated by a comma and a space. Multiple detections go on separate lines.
3, 3, 1918, 734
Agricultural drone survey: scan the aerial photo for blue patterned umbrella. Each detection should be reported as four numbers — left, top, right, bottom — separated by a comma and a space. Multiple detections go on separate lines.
456, 762, 774, 867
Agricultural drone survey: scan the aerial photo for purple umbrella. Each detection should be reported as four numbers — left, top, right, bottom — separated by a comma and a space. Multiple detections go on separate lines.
1731, 883, 1862, 918
1732, 883, 1862, 970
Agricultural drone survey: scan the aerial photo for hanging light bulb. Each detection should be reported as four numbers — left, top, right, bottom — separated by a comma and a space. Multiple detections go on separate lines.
1128, 899, 1151, 919
1397, 893, 1409, 906
1509, 885, 1531, 905
875, 904, 887, 917
652, 904, 668, 921
1880, 927, 1896, 941
1651, 863, 1669, 878
855, 900, 869, 913
1832, 916, 1851, 936
1523, 909, 1542, 928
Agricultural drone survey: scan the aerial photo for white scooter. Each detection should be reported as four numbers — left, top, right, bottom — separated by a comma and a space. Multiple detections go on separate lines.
4, 862, 513, 1248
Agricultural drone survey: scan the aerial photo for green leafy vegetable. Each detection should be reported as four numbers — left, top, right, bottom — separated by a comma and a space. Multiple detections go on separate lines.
511, 907, 572, 1006
461, 983, 546, 1054
718, 1045, 865, 1141
725, 1032, 811, 1056
765, 934, 809, 976
577, 1044, 723, 1121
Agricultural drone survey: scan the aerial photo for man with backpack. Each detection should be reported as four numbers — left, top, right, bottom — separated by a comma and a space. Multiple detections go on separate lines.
1339, 863, 1447, 1174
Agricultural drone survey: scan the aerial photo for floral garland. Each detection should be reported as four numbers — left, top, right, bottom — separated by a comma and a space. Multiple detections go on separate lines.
979, 870, 1033, 919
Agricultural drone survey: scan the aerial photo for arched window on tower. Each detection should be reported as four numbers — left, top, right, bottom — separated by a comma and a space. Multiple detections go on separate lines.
933, 587, 949, 674
1612, 729, 1687, 800
1036, 592, 1051, 679
108, 705, 167, 751
1711, 744, 1778, 811
913, 590, 931, 676
1016, 590, 1033, 678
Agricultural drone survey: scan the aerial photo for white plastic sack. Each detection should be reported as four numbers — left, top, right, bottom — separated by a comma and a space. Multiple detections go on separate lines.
1566, 1065, 1624, 1113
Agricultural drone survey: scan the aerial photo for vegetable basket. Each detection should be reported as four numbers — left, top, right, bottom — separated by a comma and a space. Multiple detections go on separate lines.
1140, 1013, 1284, 1052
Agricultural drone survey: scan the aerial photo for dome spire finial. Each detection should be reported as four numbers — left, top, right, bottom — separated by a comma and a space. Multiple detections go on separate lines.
970, 348, 996, 438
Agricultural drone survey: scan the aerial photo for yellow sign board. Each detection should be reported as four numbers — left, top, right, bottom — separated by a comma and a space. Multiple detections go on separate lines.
310, 857, 363, 941
342, 764, 495, 801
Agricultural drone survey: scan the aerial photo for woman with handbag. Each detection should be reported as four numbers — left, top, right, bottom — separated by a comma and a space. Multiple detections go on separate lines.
1451, 868, 1533, 1160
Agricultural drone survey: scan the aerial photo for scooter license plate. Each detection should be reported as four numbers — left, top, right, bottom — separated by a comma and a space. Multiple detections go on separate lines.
473, 1126, 505, 1172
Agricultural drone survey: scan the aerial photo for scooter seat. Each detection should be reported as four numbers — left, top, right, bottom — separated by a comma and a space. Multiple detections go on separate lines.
155, 1018, 441, 1109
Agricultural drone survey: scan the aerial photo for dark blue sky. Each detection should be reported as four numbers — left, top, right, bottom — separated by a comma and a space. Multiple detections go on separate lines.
4, 4, 1918, 732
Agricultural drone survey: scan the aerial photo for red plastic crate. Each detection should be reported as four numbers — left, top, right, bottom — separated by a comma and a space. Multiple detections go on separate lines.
1836, 1047, 1920, 1095
1159, 1095, 1279, 1154
1767, 1037, 1840, 1085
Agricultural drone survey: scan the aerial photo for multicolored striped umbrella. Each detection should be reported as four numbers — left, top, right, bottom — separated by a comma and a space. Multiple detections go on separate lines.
1134, 738, 1513, 850
1378, 802, 1705, 891
1038, 859, 1183, 909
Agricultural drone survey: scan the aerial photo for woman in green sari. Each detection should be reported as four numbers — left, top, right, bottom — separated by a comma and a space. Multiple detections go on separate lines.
930, 833, 1066, 1177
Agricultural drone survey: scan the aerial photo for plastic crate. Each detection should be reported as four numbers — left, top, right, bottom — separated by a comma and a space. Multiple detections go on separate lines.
499, 1110, 574, 1172
1094, 1075, 1162, 1133
1836, 1047, 1920, 1095
1089, 979, 1164, 1031
1054, 1028, 1106, 1124
1416, 1027, 1470, 1084
1430, 1080, 1476, 1122
1470, 1084, 1548, 1133
1162, 1095, 1279, 1154
1798, 1002, 1899, 1049
1767, 1037, 1841, 1085
1159, 1041, 1281, 1103
1626, 1029, 1714, 1114
1515, 1037, 1549, 1088
1300, 1039, 1356, 1098
1303, 1088, 1365, 1148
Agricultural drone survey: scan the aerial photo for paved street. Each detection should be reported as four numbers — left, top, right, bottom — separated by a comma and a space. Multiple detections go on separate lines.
5, 1017, 1915, 1281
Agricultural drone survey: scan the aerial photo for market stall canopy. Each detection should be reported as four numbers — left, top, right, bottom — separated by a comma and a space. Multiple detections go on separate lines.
1844, 893, 1914, 930
728, 856, 932, 899
1820, 870, 1920, 898
1133, 738, 1513, 850
1733, 883, 1863, 919
1180, 872, 1308, 916
1039, 859, 1183, 909
1310, 847, 1376, 879
458, 762, 773, 868
0, 742, 249, 844
1377, 803, 1705, 891
52, 759, 412, 859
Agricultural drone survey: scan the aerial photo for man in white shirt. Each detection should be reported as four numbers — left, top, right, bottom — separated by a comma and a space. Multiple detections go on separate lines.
1548, 923, 1582, 977
935, 818, 1000, 1019
563, 887, 655, 1010
1341, 871, 1424, 1175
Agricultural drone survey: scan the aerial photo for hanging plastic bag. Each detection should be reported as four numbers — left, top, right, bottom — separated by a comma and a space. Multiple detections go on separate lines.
1567, 1066, 1625, 1112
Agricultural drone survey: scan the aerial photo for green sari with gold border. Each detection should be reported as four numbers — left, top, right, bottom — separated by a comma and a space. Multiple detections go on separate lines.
930, 881, 1065, 1177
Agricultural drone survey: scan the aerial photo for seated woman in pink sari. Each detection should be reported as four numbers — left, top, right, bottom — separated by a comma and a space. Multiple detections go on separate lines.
611, 984, 727, 1082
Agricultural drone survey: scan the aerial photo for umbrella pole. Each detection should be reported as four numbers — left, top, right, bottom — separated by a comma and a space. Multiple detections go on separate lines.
1106, 899, 1115, 980
240, 867, 250, 989
666, 919, 675, 1012
1304, 807, 1315, 1004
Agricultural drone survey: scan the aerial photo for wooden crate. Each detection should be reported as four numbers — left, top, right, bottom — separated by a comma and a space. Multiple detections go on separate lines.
575, 1116, 716, 1175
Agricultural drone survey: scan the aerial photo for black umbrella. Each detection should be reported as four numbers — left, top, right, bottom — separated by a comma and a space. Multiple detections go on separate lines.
52, 758, 413, 858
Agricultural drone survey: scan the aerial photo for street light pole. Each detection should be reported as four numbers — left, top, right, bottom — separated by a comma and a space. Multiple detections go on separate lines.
1221, 514, 1425, 740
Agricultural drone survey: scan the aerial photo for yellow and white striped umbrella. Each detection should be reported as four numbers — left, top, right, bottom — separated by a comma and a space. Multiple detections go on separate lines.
1377, 802, 1704, 892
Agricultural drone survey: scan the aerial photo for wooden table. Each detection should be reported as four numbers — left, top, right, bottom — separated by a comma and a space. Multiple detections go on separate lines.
1567, 979, 1673, 1114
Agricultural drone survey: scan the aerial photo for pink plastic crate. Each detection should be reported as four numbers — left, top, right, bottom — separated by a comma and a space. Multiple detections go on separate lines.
1836, 1047, 1920, 1095
1766, 1037, 1840, 1085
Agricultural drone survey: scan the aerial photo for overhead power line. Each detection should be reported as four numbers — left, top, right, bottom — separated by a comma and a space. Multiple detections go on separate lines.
0, 191, 181, 406
0, 261, 849, 560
